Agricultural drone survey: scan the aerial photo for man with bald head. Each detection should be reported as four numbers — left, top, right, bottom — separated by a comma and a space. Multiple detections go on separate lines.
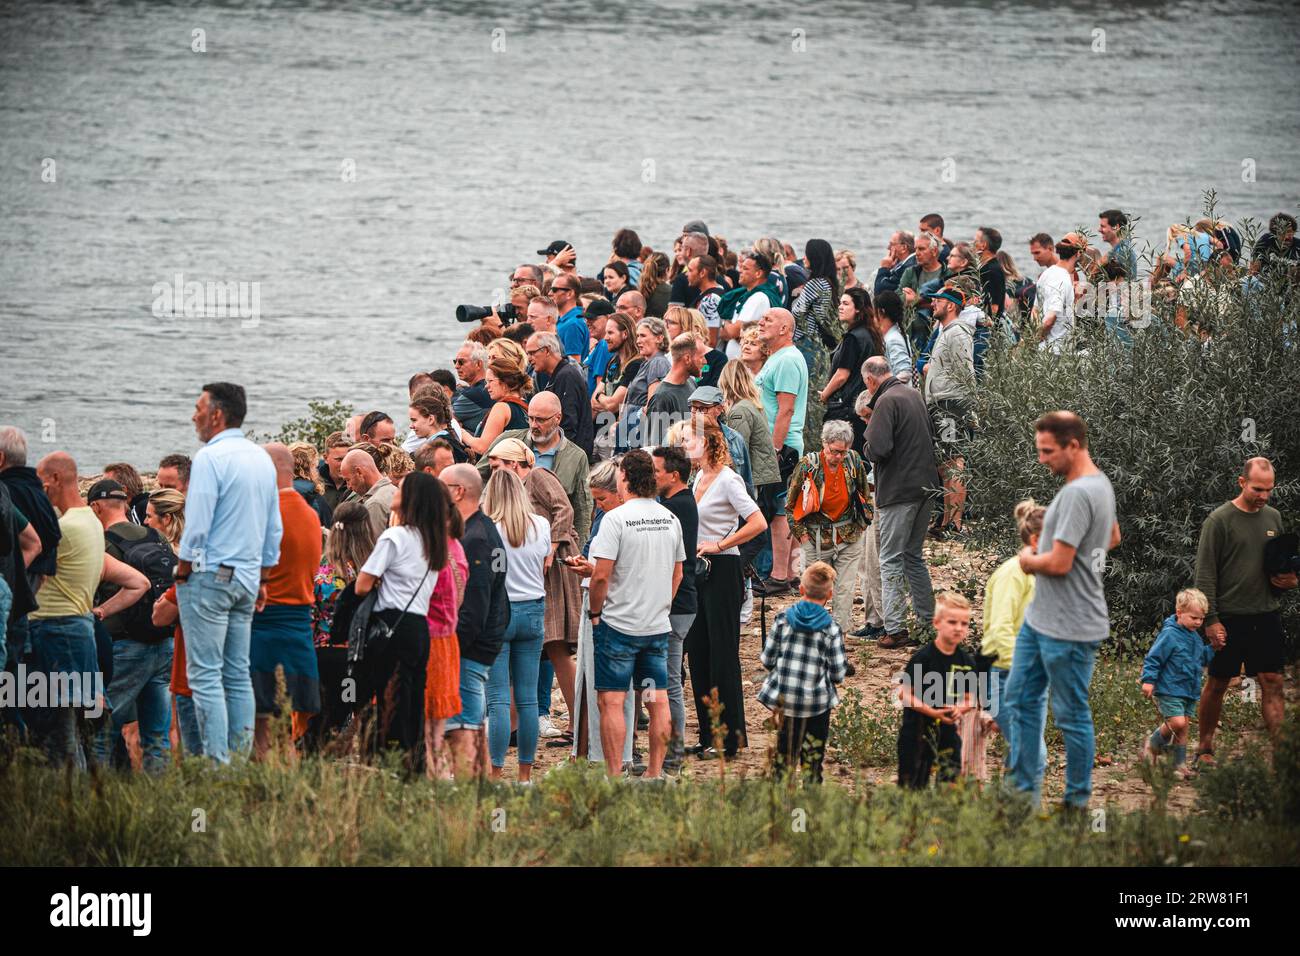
249, 443, 323, 759
477, 391, 593, 547
527, 332, 595, 460
176, 381, 283, 764
617, 290, 647, 325
31, 452, 149, 768
340, 448, 394, 537
1194, 456, 1298, 767
440, 463, 509, 779
753, 308, 808, 595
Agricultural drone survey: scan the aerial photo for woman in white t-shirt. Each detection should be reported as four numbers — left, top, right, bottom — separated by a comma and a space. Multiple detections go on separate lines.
482, 469, 551, 782
680, 417, 767, 759
355, 471, 445, 764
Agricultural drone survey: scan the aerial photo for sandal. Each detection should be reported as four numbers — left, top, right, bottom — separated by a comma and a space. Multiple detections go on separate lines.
1195, 750, 1215, 770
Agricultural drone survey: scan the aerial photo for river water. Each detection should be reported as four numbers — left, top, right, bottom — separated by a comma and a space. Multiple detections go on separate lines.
2, 0, 1298, 469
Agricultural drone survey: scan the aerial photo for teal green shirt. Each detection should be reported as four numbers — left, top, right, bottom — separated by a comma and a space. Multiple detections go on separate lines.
755, 344, 809, 455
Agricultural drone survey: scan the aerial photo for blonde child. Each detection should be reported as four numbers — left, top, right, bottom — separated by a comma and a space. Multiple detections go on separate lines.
1140, 588, 1214, 777
978, 499, 1046, 773
896, 592, 978, 788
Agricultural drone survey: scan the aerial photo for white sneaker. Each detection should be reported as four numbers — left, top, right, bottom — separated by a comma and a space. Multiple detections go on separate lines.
739, 583, 754, 626
538, 715, 564, 738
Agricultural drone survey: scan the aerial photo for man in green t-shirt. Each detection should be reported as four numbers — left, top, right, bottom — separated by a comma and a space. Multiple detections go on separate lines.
1194, 457, 1298, 768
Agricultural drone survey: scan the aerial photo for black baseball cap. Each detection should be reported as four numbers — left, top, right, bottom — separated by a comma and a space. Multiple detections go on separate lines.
584, 298, 616, 321
537, 240, 572, 257
87, 479, 128, 503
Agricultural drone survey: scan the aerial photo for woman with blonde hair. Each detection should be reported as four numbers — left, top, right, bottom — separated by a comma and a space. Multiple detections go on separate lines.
144, 488, 186, 549
147, 489, 199, 758
464, 353, 532, 456
679, 416, 767, 760
719, 360, 781, 517
288, 441, 332, 525
482, 468, 551, 781
739, 324, 768, 378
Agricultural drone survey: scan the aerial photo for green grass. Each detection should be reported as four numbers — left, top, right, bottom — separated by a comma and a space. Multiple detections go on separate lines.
2, 720, 1297, 866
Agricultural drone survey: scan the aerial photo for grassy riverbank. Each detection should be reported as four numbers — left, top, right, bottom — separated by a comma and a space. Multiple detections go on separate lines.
2, 706, 1297, 867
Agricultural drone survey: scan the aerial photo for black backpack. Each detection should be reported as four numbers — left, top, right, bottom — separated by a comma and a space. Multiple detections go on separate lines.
101, 527, 176, 643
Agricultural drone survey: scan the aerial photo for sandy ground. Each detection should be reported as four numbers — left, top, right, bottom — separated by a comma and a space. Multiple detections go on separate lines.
514, 537, 1294, 814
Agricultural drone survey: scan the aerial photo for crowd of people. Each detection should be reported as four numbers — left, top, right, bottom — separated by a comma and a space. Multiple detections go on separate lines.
0, 209, 1296, 800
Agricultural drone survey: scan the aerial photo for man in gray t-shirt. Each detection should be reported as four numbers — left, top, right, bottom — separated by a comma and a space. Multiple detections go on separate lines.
642, 333, 702, 447
1004, 412, 1120, 810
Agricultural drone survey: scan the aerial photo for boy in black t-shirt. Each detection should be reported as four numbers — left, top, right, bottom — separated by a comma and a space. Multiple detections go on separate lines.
896, 591, 978, 788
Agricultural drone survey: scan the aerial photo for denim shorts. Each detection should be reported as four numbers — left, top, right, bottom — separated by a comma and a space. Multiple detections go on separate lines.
593, 621, 669, 693
1155, 694, 1197, 719
444, 657, 492, 731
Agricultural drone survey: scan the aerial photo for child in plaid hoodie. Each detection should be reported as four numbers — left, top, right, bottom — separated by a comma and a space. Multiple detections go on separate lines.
758, 561, 848, 783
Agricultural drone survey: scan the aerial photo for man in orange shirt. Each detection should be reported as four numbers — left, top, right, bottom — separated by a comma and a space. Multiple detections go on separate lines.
251, 443, 323, 758
786, 420, 873, 641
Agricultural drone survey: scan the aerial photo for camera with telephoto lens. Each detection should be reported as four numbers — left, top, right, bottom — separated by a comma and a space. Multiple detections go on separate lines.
456, 303, 518, 325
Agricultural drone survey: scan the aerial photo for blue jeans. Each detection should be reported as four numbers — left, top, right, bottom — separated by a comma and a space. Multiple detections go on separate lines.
176, 570, 256, 764
488, 598, 545, 768
536, 656, 554, 719
445, 658, 492, 731
593, 621, 669, 692
0, 576, 10, 673
988, 666, 1014, 770
175, 693, 204, 757
93, 638, 173, 773
1004, 622, 1099, 808
667, 612, 695, 742
26, 614, 100, 769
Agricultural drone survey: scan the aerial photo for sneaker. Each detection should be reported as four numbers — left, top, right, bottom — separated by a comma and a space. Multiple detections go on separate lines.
853, 623, 886, 640
538, 716, 564, 738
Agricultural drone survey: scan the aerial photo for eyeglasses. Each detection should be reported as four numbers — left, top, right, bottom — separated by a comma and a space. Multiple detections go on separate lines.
553, 285, 575, 296
528, 414, 558, 425
525, 347, 546, 357
452, 357, 469, 365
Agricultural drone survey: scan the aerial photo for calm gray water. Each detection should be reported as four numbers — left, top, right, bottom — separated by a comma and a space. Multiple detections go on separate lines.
2, 0, 1298, 470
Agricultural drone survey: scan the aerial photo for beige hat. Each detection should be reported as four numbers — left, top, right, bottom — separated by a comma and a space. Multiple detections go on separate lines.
488, 437, 535, 466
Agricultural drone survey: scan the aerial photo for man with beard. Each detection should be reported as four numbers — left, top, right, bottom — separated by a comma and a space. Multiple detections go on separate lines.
477, 391, 592, 549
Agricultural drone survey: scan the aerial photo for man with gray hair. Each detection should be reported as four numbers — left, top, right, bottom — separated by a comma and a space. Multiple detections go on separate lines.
527, 331, 594, 460
452, 340, 492, 435
1, 425, 62, 670
874, 230, 917, 295
785, 419, 873, 640
669, 232, 711, 308
617, 290, 647, 324
861, 356, 939, 648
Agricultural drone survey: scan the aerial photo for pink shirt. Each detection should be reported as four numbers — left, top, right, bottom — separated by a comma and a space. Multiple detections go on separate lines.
426, 538, 468, 636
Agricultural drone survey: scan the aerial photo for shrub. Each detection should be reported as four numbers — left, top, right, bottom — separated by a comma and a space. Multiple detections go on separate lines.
830, 687, 901, 768
256, 399, 353, 450
962, 205, 1299, 653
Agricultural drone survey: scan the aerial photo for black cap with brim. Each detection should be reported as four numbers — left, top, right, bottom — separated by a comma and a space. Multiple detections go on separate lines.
87, 479, 128, 503
538, 240, 571, 257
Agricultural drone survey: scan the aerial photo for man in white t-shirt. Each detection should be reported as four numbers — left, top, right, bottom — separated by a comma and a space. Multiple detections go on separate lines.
1029, 233, 1075, 353
587, 449, 684, 778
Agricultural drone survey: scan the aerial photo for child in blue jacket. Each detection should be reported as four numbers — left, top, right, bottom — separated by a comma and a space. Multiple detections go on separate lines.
1140, 588, 1215, 775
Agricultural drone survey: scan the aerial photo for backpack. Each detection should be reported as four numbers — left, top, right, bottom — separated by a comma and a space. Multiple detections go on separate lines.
789, 453, 869, 526
100, 527, 176, 642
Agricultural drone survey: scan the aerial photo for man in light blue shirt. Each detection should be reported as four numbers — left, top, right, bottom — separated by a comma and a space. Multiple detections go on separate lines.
176, 382, 282, 763
550, 276, 590, 363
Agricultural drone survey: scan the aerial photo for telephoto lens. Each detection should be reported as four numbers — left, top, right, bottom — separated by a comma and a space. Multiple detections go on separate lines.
455, 303, 518, 324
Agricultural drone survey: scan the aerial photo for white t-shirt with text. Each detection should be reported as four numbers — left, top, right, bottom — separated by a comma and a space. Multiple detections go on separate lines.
589, 496, 685, 636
